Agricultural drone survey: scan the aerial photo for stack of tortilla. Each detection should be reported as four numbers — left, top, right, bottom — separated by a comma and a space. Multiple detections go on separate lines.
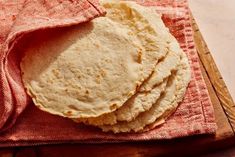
20, 1, 191, 133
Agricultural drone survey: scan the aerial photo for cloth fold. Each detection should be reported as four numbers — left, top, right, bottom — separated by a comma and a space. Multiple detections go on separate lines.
0, 0, 216, 146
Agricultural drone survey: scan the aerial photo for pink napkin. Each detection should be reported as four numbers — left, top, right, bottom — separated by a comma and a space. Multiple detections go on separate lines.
0, 0, 216, 146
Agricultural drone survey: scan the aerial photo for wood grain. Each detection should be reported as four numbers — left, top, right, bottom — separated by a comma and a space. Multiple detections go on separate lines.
191, 15, 235, 132
199, 58, 233, 139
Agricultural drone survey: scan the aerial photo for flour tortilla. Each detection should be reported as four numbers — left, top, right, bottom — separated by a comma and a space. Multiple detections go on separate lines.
75, 49, 179, 125
100, 51, 191, 133
21, 17, 158, 118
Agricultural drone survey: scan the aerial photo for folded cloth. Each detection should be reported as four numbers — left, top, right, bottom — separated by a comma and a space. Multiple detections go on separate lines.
0, 0, 217, 146
0, 0, 106, 132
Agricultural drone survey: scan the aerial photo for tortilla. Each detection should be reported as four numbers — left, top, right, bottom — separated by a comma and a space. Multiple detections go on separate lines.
140, 50, 180, 92
73, 0, 177, 125
101, 0, 171, 82
143, 52, 191, 132
76, 79, 167, 125
75, 49, 180, 125
100, 50, 191, 133
101, 0, 173, 45
20, 17, 158, 118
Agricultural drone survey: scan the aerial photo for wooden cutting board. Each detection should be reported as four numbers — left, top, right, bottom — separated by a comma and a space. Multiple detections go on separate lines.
1, 13, 235, 157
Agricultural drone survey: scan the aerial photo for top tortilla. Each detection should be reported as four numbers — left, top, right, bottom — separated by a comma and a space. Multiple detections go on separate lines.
20, 17, 158, 118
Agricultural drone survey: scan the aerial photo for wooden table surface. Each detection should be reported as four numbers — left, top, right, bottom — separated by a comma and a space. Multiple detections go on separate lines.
1, 1, 235, 157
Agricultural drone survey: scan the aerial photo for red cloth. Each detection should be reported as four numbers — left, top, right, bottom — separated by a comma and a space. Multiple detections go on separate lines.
0, 0, 216, 146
